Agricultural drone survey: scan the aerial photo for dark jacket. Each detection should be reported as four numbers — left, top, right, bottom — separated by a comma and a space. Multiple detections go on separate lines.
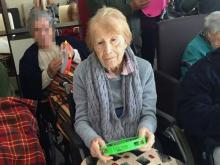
19, 36, 89, 100
19, 43, 42, 100
177, 48, 220, 139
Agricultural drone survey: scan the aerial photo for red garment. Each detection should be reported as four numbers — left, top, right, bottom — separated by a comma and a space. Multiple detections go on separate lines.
57, 26, 81, 41
0, 97, 46, 165
78, 0, 90, 40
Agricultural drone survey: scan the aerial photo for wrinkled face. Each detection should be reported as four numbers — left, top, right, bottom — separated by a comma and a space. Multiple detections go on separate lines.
33, 17, 53, 49
208, 32, 220, 49
92, 25, 127, 72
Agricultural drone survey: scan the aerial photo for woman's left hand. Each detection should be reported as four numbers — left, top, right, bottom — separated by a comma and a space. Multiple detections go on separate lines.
138, 127, 155, 152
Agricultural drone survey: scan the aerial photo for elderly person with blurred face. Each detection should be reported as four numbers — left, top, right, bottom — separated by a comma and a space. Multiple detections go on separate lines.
19, 9, 62, 100
181, 11, 220, 77
73, 7, 157, 162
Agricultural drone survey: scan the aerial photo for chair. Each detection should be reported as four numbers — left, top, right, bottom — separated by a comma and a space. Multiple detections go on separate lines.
63, 91, 195, 165
155, 14, 206, 117
0, 12, 15, 55
59, 5, 71, 22
0, 12, 15, 31
46, 79, 194, 164
155, 14, 215, 165
7, 8, 22, 29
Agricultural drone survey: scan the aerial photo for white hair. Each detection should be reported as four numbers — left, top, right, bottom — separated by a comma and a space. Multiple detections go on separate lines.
204, 11, 220, 34
27, 9, 54, 36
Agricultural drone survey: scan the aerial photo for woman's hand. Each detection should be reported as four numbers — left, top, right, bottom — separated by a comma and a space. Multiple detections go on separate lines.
138, 127, 155, 152
47, 57, 62, 78
90, 137, 113, 163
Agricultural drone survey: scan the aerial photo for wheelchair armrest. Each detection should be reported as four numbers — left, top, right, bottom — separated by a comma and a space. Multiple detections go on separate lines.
58, 119, 86, 149
154, 70, 180, 117
72, 131, 86, 148
157, 109, 176, 125
155, 70, 179, 85
156, 109, 176, 132
156, 109, 195, 164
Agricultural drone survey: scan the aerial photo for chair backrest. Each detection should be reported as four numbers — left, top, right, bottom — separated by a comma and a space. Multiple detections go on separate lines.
7, 8, 22, 29
157, 14, 206, 79
0, 12, 15, 31
59, 5, 71, 23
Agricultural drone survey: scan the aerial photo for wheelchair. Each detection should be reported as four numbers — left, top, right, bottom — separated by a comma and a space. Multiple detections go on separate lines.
155, 14, 216, 165
61, 90, 195, 165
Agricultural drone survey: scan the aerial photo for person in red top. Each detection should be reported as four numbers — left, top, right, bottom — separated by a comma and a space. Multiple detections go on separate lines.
139, 0, 169, 66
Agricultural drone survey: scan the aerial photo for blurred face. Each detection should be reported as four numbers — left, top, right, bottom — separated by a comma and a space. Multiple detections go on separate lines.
208, 32, 220, 49
92, 25, 127, 73
33, 17, 53, 49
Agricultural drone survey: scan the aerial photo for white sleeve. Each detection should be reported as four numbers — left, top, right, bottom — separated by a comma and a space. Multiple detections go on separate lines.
41, 70, 53, 89
73, 49, 81, 64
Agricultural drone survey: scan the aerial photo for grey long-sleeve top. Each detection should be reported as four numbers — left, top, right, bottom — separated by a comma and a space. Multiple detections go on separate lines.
73, 56, 157, 148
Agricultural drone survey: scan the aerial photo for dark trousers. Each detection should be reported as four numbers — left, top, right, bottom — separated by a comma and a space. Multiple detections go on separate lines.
140, 12, 161, 66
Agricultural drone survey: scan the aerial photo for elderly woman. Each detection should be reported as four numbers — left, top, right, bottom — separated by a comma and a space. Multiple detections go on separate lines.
19, 9, 62, 100
73, 7, 157, 162
181, 11, 220, 77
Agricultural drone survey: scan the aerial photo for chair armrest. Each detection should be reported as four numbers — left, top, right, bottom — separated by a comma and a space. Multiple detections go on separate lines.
72, 131, 86, 148
155, 70, 179, 85
156, 109, 195, 164
154, 70, 180, 117
156, 109, 176, 132
59, 120, 86, 148
157, 109, 176, 125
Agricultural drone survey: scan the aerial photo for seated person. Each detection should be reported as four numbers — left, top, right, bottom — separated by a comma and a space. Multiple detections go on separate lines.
181, 11, 220, 77
19, 9, 63, 100
0, 62, 11, 97
178, 46, 220, 164
73, 7, 157, 162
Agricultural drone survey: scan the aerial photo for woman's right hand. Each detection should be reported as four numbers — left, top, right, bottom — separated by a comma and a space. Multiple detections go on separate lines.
47, 57, 62, 78
90, 137, 113, 163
